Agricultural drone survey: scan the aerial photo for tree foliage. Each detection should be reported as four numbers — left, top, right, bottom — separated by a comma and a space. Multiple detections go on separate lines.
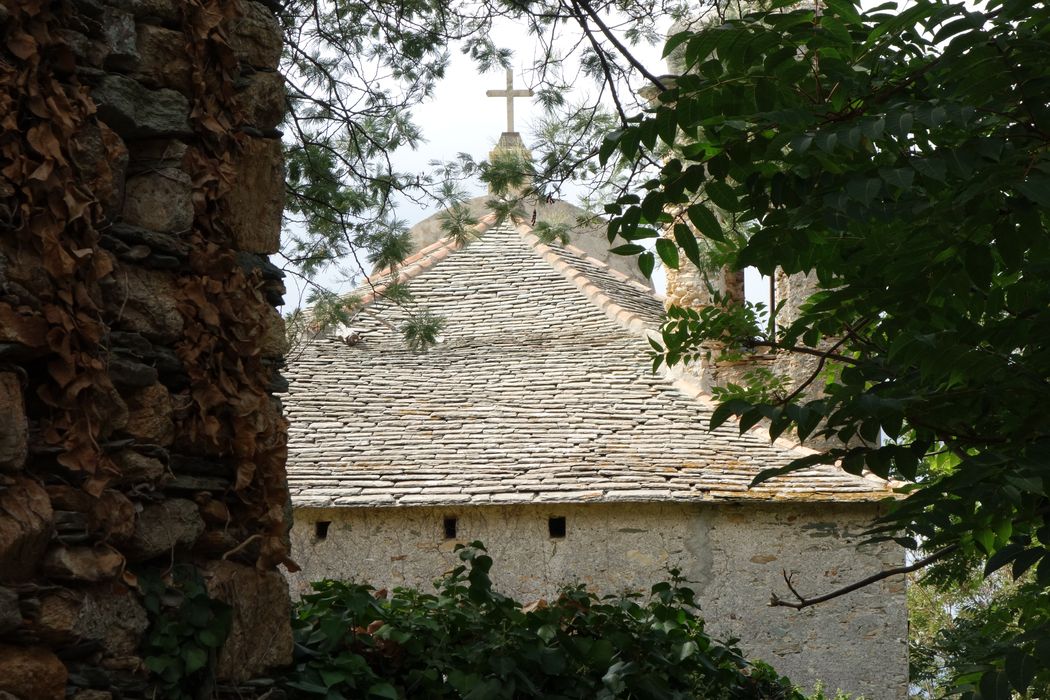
601, 0, 1050, 695
283, 543, 801, 700
276, 0, 688, 299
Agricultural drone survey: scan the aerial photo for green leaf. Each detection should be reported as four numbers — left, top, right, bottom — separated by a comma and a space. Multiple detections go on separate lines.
1005, 650, 1038, 694
687, 204, 725, 241
655, 238, 680, 269
599, 133, 621, 166
673, 223, 703, 268
705, 180, 739, 211
638, 251, 655, 279
182, 646, 208, 674
979, 670, 1011, 700
368, 682, 400, 699
663, 30, 692, 59
610, 243, 646, 256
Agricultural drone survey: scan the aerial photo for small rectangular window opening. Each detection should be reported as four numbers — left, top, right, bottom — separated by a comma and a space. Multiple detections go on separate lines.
315, 521, 331, 540
443, 516, 458, 540
548, 516, 566, 539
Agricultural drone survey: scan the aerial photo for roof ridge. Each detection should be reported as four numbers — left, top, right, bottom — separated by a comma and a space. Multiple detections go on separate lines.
512, 219, 653, 338
356, 213, 499, 308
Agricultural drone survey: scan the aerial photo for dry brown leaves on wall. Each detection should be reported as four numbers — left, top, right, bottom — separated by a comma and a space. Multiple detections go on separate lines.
2, 0, 121, 495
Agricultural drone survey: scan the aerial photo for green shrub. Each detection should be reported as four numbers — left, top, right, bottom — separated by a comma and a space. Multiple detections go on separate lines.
282, 542, 800, 699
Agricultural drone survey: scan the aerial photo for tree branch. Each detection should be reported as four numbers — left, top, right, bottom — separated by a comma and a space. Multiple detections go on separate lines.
770, 544, 958, 610
573, 0, 667, 92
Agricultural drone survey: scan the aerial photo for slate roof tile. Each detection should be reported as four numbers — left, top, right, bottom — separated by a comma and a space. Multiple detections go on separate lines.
282, 219, 893, 507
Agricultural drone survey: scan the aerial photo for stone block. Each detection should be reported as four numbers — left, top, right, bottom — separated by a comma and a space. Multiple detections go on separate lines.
0, 645, 67, 700
55, 28, 109, 68
106, 266, 183, 343
71, 121, 128, 223
259, 304, 287, 358
225, 137, 283, 253
91, 74, 191, 139
202, 560, 292, 681
101, 5, 138, 71
0, 374, 27, 471
127, 499, 204, 560
226, 0, 282, 70
112, 449, 167, 485
42, 546, 124, 582
108, 354, 158, 388
133, 24, 191, 94
123, 382, 175, 445
234, 70, 285, 131
37, 586, 147, 656
0, 477, 53, 583
108, 0, 181, 23
122, 168, 193, 233
0, 303, 49, 351
91, 491, 137, 544
0, 586, 20, 634
73, 692, 113, 700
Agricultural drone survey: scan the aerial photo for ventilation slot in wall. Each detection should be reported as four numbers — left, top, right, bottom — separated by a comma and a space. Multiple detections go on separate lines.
443, 516, 458, 540
315, 521, 331, 540
548, 516, 566, 539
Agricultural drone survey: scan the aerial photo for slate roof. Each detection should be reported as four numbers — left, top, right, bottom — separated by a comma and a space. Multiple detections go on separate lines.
282, 216, 892, 508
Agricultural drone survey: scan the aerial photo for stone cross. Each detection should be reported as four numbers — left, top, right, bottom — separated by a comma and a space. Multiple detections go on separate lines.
486, 68, 533, 133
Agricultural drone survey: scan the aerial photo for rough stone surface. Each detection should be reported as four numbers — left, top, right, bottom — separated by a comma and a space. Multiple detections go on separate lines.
108, 354, 159, 388
106, 266, 183, 343
226, 0, 283, 69
203, 560, 293, 681
91, 74, 191, 139
38, 587, 147, 656
72, 692, 114, 700
90, 491, 137, 543
127, 499, 204, 560
290, 502, 907, 700
258, 304, 287, 358
0, 586, 20, 634
71, 122, 128, 222
112, 449, 167, 485
0, 645, 68, 700
234, 70, 285, 131
9, 0, 292, 684
122, 168, 193, 233
0, 303, 48, 352
0, 374, 27, 471
225, 137, 283, 253
122, 382, 175, 445
55, 29, 109, 68
108, 0, 181, 23
0, 477, 53, 583
133, 24, 191, 93
101, 5, 138, 71
42, 546, 125, 582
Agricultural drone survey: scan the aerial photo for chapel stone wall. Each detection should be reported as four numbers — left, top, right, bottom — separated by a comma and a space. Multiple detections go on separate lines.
1, 0, 293, 695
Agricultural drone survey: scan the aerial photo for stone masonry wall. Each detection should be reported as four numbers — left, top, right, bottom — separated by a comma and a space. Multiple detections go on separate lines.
288, 502, 908, 700
1, 0, 293, 696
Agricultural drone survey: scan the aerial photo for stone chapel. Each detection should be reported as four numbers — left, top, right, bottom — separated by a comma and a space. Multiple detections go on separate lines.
280, 75, 908, 699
